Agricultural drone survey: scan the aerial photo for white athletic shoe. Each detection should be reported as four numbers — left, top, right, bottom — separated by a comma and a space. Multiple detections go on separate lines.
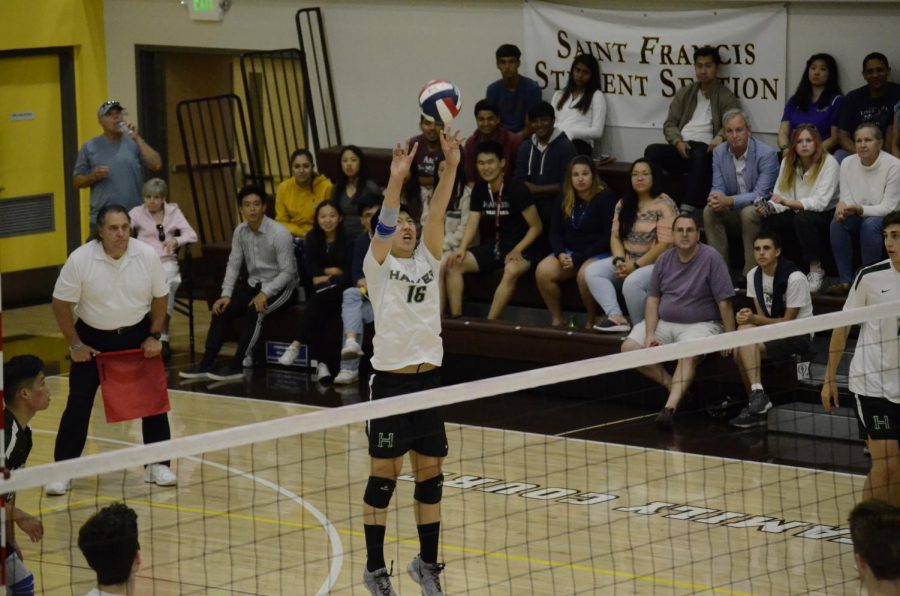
44, 479, 71, 496
144, 464, 177, 487
334, 369, 359, 384
341, 338, 364, 359
278, 345, 300, 365
807, 270, 825, 294
316, 362, 333, 383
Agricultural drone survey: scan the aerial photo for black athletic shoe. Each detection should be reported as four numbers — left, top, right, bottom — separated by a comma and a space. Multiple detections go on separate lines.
208, 364, 245, 381
729, 407, 767, 429
747, 389, 772, 415
656, 407, 674, 430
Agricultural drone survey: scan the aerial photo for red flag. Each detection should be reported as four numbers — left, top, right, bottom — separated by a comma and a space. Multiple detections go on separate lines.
95, 349, 171, 423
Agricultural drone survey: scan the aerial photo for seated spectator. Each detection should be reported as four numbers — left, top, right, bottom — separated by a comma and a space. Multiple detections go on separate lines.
848, 500, 900, 593
444, 140, 542, 320
78, 503, 140, 596
515, 101, 578, 227
536, 155, 616, 327
128, 177, 198, 361
836, 53, 900, 159
828, 123, 900, 294
486, 43, 542, 136
334, 198, 382, 385
276, 148, 333, 240
331, 145, 382, 238
728, 231, 812, 428
179, 186, 298, 381
702, 110, 779, 276
778, 53, 843, 155
770, 125, 840, 293
551, 54, 607, 156
423, 155, 472, 255
278, 201, 352, 383
408, 116, 444, 190
894, 99, 900, 159
585, 159, 677, 331
644, 45, 741, 218
463, 99, 521, 186
621, 213, 735, 429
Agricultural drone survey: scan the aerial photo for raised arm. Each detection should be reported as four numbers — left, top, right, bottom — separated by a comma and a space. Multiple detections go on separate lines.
423, 130, 463, 259
370, 142, 418, 265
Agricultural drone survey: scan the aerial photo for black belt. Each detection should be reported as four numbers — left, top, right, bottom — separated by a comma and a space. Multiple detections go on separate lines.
80, 318, 148, 335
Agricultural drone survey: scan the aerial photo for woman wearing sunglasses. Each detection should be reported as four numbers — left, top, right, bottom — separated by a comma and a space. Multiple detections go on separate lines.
128, 178, 198, 361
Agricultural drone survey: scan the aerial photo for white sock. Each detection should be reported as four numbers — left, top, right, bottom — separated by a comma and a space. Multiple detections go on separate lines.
160, 334, 169, 342
751, 383, 764, 392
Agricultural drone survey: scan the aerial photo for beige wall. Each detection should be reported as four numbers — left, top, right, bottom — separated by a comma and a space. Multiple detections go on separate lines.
104, 0, 900, 161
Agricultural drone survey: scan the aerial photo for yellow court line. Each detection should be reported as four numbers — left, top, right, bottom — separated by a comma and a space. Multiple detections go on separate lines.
43, 496, 753, 596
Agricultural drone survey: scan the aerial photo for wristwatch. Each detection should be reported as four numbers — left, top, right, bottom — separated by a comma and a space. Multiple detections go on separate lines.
149, 332, 162, 340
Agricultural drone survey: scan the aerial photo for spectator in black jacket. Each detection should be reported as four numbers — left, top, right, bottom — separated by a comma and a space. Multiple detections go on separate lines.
278, 201, 353, 382
535, 155, 616, 327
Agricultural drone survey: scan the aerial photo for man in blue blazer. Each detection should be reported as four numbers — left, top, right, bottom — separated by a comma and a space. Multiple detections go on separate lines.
703, 109, 779, 275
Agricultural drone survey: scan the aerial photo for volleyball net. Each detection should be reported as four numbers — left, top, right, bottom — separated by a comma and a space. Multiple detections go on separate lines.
3, 300, 898, 594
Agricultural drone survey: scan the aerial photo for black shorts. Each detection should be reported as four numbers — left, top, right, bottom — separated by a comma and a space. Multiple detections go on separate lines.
855, 394, 900, 441
469, 244, 533, 274
367, 368, 448, 459
763, 334, 812, 362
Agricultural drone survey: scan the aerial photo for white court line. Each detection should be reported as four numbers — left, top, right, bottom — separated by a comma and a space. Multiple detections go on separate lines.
32, 429, 343, 596
46, 374, 328, 411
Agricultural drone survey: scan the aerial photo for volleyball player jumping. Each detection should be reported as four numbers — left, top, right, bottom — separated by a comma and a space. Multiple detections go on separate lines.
361, 129, 461, 596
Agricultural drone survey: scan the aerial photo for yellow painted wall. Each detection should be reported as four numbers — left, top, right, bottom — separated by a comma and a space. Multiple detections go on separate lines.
0, 0, 108, 245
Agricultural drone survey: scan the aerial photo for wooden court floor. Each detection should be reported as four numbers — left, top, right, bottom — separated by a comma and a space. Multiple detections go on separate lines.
11, 375, 863, 595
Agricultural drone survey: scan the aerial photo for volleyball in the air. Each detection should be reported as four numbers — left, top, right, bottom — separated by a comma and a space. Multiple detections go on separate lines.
418, 79, 462, 124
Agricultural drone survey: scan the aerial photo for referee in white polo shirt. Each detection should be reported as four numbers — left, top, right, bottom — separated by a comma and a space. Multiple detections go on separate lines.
47, 204, 175, 496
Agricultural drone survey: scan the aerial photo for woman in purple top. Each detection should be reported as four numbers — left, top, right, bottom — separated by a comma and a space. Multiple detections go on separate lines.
535, 155, 616, 327
777, 53, 843, 154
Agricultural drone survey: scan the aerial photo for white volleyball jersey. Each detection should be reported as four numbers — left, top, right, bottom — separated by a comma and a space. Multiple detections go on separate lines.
363, 243, 443, 371
845, 259, 900, 401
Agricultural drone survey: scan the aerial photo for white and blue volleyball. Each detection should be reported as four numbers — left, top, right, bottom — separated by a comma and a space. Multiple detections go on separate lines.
418, 79, 462, 124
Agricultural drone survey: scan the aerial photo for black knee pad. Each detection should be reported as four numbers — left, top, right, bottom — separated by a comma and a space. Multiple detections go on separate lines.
364, 476, 396, 509
414, 474, 443, 505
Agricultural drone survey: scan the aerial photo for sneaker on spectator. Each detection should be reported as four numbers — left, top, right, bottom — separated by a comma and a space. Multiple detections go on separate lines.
341, 338, 364, 359
656, 406, 674, 430
208, 364, 245, 382
362, 566, 396, 595
143, 464, 177, 486
179, 364, 213, 379
334, 369, 359, 384
316, 362, 333, 383
44, 479, 71, 496
807, 270, 825, 293
407, 555, 445, 596
747, 389, 772, 415
278, 345, 300, 366
729, 406, 768, 429
593, 318, 631, 333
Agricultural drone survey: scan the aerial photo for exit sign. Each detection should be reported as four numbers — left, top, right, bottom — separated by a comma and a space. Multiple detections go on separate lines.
187, 0, 225, 21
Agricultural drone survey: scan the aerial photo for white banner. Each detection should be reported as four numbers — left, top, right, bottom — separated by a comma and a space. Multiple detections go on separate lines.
523, 1, 787, 133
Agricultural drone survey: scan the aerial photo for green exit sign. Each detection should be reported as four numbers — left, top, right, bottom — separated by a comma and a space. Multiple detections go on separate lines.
187, 0, 225, 21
